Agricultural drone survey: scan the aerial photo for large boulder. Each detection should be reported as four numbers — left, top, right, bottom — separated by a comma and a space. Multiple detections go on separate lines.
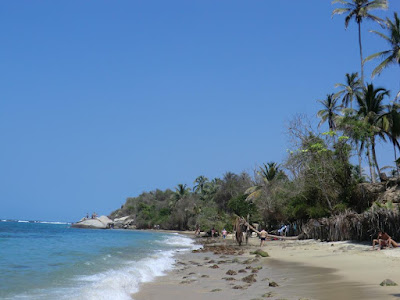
71, 216, 113, 229
113, 216, 135, 229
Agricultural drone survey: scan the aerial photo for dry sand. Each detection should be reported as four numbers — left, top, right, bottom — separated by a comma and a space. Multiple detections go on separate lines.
132, 236, 400, 300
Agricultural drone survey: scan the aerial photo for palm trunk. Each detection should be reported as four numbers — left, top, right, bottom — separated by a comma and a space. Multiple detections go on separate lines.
367, 147, 376, 183
394, 142, 399, 176
358, 145, 363, 178
371, 137, 381, 181
358, 22, 364, 86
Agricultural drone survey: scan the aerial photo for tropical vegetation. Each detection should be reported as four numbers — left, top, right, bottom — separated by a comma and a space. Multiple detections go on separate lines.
110, 2, 400, 240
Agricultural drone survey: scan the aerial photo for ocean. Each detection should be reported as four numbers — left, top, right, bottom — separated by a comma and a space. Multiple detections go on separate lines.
0, 220, 199, 300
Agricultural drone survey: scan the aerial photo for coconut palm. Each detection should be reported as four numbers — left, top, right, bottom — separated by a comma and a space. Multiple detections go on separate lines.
193, 175, 209, 194
356, 83, 390, 180
332, 0, 388, 85
334, 72, 363, 109
174, 184, 190, 200
364, 12, 400, 87
317, 94, 341, 131
381, 103, 400, 174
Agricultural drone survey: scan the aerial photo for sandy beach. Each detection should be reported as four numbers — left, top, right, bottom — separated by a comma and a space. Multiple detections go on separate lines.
132, 235, 400, 300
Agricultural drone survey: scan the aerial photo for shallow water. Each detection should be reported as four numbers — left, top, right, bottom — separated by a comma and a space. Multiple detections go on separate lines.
0, 221, 198, 300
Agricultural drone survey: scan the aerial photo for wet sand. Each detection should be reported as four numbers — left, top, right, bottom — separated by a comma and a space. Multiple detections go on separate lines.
132, 236, 400, 300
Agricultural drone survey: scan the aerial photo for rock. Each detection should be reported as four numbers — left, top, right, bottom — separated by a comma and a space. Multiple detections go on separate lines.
113, 216, 135, 229
269, 281, 279, 287
71, 216, 113, 229
209, 264, 219, 269
250, 249, 269, 257
242, 274, 257, 283
210, 289, 221, 292
380, 279, 398, 286
232, 285, 245, 289
223, 277, 236, 281
226, 270, 237, 275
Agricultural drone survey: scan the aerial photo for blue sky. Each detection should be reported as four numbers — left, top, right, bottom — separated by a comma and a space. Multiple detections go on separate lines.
1, 1, 399, 222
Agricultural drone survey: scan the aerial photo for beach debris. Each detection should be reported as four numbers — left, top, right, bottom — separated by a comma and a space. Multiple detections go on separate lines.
180, 279, 196, 284
207, 260, 215, 263
262, 292, 275, 298
242, 274, 257, 283
269, 281, 279, 287
232, 285, 245, 289
253, 266, 263, 270
218, 260, 227, 264
210, 289, 222, 292
226, 270, 237, 275
188, 272, 196, 275
250, 249, 269, 257
201, 274, 209, 278
232, 258, 240, 263
251, 269, 259, 273
246, 266, 252, 269
204, 257, 210, 260
238, 269, 247, 273
219, 255, 227, 258
210, 264, 219, 269
380, 279, 398, 286
223, 277, 236, 281
242, 259, 253, 264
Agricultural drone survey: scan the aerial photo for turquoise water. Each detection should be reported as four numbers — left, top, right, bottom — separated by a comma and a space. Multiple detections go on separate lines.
0, 221, 198, 300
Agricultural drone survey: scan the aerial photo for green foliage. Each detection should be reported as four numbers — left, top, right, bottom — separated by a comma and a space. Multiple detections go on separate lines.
227, 194, 256, 218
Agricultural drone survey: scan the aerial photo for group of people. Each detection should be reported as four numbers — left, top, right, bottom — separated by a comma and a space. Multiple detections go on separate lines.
372, 231, 400, 250
85, 212, 97, 219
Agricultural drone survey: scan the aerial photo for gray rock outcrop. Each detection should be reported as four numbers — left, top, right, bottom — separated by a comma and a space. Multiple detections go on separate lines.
71, 216, 113, 229
113, 216, 136, 229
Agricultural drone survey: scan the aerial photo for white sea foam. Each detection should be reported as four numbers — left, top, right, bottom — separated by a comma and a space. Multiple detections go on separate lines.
17, 220, 29, 223
39, 221, 70, 225
65, 250, 176, 300
162, 234, 202, 251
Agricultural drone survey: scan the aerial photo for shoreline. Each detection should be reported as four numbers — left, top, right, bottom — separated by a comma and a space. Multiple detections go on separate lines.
132, 235, 400, 300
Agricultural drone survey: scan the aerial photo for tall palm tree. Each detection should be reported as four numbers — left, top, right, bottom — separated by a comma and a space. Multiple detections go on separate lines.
193, 175, 209, 194
381, 103, 400, 174
332, 0, 388, 85
174, 184, 190, 200
356, 83, 390, 180
317, 94, 341, 131
364, 12, 400, 84
334, 72, 363, 109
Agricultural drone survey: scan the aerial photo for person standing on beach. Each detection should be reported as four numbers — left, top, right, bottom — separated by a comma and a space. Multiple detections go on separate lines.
222, 228, 227, 239
259, 229, 267, 247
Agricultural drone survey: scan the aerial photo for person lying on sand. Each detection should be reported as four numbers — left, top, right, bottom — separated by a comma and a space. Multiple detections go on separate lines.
372, 231, 400, 250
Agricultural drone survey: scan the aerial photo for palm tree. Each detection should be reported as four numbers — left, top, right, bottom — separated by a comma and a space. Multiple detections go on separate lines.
381, 103, 400, 174
174, 184, 190, 200
356, 83, 390, 180
193, 175, 209, 194
332, 0, 388, 85
334, 72, 363, 109
364, 12, 400, 84
317, 93, 341, 131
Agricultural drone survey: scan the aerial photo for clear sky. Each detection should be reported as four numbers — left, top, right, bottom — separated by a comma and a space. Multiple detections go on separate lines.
1, 1, 399, 222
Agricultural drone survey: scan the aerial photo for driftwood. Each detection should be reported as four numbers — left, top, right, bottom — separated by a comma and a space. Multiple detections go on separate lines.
239, 217, 301, 240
